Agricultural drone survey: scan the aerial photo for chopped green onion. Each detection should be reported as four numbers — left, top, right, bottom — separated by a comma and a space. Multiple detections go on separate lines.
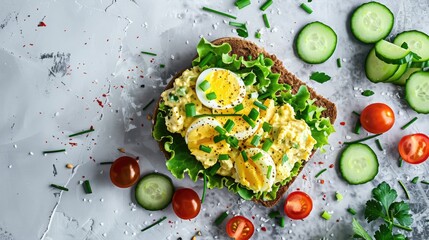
141, 51, 157, 56
208, 162, 221, 175
421, 180, 429, 185
218, 154, 230, 161
69, 128, 94, 137
185, 103, 196, 117
202, 7, 237, 19
292, 142, 300, 149
141, 216, 167, 232
201, 172, 207, 203
255, 31, 261, 39
199, 52, 214, 68
398, 180, 410, 200
335, 192, 343, 201
214, 135, 227, 143
199, 80, 211, 91
353, 119, 361, 135
343, 134, 382, 145
223, 119, 235, 132
253, 101, 267, 110
251, 135, 261, 146
242, 115, 256, 128
399, 157, 403, 168
262, 139, 273, 152
262, 14, 270, 28
176, 87, 187, 97
241, 150, 248, 162
315, 168, 327, 178
400, 117, 418, 130
300, 3, 313, 14
262, 122, 272, 132
159, 64, 165, 68
229, 21, 246, 28
251, 152, 263, 161
227, 136, 239, 149
214, 126, 227, 135
321, 211, 331, 220
168, 93, 178, 102
99, 161, 114, 165
194, 113, 242, 118
411, 176, 419, 184
234, 103, 244, 112
352, 111, 360, 116
50, 184, 69, 191
375, 139, 383, 151
199, 145, 212, 153
266, 165, 272, 178
236, 28, 249, 38
336, 58, 342, 68
43, 149, 66, 154
281, 154, 289, 164
143, 98, 155, 110
347, 208, 357, 215
206, 92, 217, 100
235, 0, 251, 9
83, 180, 92, 194
214, 211, 229, 225
361, 90, 374, 97
268, 210, 280, 219
260, 0, 273, 11
278, 217, 285, 228
248, 108, 259, 121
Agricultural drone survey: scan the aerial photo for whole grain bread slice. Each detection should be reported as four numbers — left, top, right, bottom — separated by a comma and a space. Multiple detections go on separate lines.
153, 37, 337, 207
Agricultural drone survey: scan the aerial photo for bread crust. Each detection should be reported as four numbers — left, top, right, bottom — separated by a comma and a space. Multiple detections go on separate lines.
152, 37, 337, 207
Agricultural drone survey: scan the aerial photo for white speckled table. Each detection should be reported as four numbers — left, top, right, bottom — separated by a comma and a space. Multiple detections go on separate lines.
0, 0, 428, 239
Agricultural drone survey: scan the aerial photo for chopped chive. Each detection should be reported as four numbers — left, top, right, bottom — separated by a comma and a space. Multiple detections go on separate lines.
159, 64, 165, 68
262, 14, 270, 28
229, 21, 246, 28
227, 136, 239, 149
292, 142, 300, 149
214, 135, 227, 143
347, 208, 357, 215
202, 7, 237, 19
214, 126, 227, 135
398, 180, 410, 200
336, 192, 343, 201
185, 103, 196, 117
400, 117, 418, 130
352, 111, 360, 116
262, 122, 272, 132
411, 176, 419, 184
343, 134, 382, 145
262, 139, 273, 152
69, 128, 94, 137
141, 216, 167, 232
141, 51, 157, 56
223, 119, 235, 132
253, 101, 267, 110
255, 31, 261, 39
266, 165, 272, 178
83, 180, 92, 194
50, 184, 69, 191
206, 92, 217, 100
201, 172, 207, 203
251, 152, 263, 161
236, 28, 249, 38
242, 115, 256, 128
234, 103, 244, 112
199, 52, 214, 68
248, 108, 259, 121
421, 180, 429, 185
300, 3, 313, 14
251, 135, 262, 146
143, 98, 155, 110
353, 119, 361, 135
336, 58, 342, 68
281, 154, 289, 164
235, 0, 251, 9
241, 150, 248, 162
361, 90, 374, 97
315, 168, 327, 178
398, 157, 403, 168
268, 210, 280, 219
199, 145, 212, 153
218, 154, 230, 161
199, 80, 211, 91
99, 161, 114, 165
321, 211, 331, 220
278, 217, 285, 228
194, 113, 242, 118
375, 139, 383, 151
260, 0, 273, 11
208, 162, 221, 175
43, 149, 66, 154
215, 211, 229, 225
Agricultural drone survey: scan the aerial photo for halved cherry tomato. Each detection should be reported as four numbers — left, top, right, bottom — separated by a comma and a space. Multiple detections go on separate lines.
226, 216, 254, 240
398, 133, 429, 164
360, 103, 395, 134
110, 156, 140, 188
172, 188, 201, 219
284, 191, 313, 220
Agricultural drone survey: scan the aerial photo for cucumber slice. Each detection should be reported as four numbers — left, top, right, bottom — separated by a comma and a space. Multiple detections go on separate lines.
296, 21, 337, 64
350, 1, 394, 44
365, 48, 399, 83
385, 63, 408, 83
375, 40, 413, 64
392, 67, 420, 86
405, 71, 429, 114
339, 143, 379, 185
135, 173, 174, 211
393, 30, 429, 64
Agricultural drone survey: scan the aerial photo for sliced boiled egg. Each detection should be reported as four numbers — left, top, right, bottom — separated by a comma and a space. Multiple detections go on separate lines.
234, 148, 276, 193
195, 68, 246, 110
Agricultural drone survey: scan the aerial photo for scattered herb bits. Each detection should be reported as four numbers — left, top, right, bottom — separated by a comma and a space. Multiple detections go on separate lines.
214, 211, 229, 225
83, 180, 93, 194
262, 14, 270, 28
141, 216, 167, 232
50, 184, 69, 191
260, 0, 273, 11
202, 7, 237, 19
235, 0, 251, 9
69, 127, 94, 137
321, 211, 331, 220
141, 51, 157, 56
347, 208, 357, 215
361, 90, 374, 96
300, 3, 313, 14
310, 72, 332, 83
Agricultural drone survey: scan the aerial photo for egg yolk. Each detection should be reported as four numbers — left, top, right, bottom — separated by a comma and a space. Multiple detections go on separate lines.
204, 70, 241, 107
235, 155, 266, 192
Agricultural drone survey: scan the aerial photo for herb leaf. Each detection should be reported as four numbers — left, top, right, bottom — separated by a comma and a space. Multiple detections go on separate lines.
352, 218, 373, 240
310, 71, 331, 83
372, 182, 397, 214
362, 90, 374, 96
365, 199, 385, 223
389, 201, 413, 227
374, 224, 392, 240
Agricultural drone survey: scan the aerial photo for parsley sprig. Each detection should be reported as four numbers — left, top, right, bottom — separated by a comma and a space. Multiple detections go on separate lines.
353, 182, 413, 240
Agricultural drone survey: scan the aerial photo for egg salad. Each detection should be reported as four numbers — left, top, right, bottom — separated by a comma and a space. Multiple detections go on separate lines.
161, 67, 316, 193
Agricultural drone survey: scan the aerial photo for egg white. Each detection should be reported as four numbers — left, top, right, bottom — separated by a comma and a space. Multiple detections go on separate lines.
185, 117, 221, 144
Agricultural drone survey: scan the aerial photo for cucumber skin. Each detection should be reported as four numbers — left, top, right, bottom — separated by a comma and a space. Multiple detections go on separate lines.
339, 143, 379, 185
405, 71, 429, 114
375, 51, 413, 65
135, 173, 175, 211
365, 48, 399, 83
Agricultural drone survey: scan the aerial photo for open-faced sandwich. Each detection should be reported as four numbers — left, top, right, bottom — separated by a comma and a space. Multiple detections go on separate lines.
153, 37, 336, 207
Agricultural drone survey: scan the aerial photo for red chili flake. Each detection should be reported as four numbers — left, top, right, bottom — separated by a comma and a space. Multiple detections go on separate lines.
140, 75, 144, 78
252, 216, 255, 220
329, 164, 334, 168
120, 85, 124, 88
336, 219, 340, 222
302, 175, 307, 180
69, 142, 78, 147
340, 121, 346, 126
96, 99, 104, 108
261, 227, 267, 232
296, 188, 300, 191
318, 161, 324, 165
102, 94, 108, 97
320, 179, 325, 184
37, 21, 47, 27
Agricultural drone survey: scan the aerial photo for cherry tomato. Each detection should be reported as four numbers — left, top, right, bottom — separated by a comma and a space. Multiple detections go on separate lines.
109, 156, 140, 188
226, 216, 254, 240
360, 103, 395, 134
284, 191, 313, 220
398, 133, 429, 164
172, 188, 201, 219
